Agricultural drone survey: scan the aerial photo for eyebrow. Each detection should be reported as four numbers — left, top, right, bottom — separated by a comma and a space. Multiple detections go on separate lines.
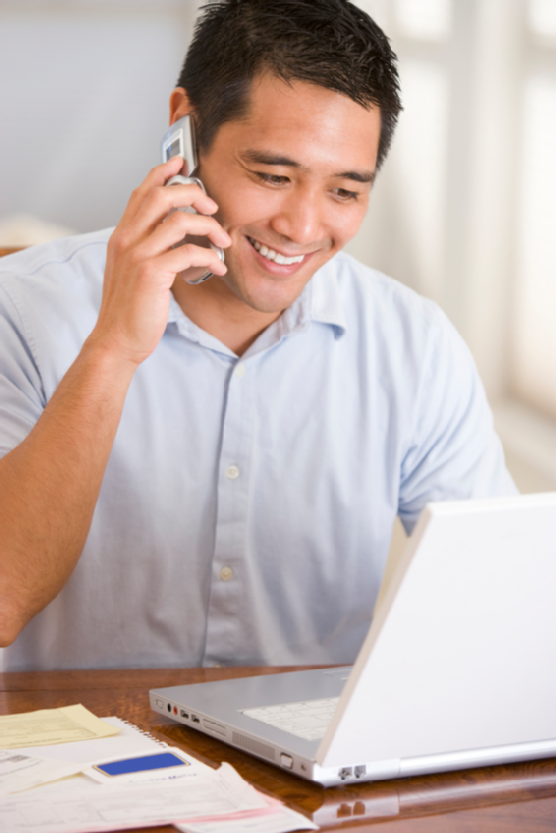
240, 150, 375, 185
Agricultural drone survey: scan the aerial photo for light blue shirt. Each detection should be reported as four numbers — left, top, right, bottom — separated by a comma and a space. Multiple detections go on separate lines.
0, 229, 516, 671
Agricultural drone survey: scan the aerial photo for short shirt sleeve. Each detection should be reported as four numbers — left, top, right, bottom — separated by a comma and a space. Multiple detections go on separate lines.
0, 283, 45, 457
398, 307, 517, 533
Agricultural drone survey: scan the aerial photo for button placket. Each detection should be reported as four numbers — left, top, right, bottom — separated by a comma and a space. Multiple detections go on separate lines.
203, 359, 255, 666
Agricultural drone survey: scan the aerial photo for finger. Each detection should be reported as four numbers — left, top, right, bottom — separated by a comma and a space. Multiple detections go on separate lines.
119, 156, 185, 226
162, 210, 231, 248
155, 242, 228, 278
151, 182, 218, 218
126, 182, 219, 243
131, 213, 230, 262
127, 205, 230, 255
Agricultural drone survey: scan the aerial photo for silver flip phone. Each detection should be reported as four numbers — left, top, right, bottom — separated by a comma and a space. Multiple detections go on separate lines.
161, 115, 225, 285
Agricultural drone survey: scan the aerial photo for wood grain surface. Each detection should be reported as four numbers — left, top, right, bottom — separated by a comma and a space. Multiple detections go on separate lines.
1, 668, 556, 831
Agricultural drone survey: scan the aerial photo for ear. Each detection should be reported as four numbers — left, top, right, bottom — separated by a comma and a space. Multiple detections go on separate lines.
169, 88, 193, 126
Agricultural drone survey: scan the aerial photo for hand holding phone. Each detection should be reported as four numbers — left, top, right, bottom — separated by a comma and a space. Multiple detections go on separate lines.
161, 116, 225, 285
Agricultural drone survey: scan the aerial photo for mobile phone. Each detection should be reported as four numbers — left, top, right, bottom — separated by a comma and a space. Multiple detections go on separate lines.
161, 115, 225, 285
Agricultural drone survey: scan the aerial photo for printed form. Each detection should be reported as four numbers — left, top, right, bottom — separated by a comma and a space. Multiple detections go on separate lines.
0, 705, 120, 749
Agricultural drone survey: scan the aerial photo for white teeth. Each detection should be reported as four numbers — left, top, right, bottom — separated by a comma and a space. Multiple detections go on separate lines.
249, 237, 304, 265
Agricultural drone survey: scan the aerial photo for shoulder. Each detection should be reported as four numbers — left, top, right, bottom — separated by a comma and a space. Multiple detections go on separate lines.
0, 228, 112, 330
0, 228, 111, 294
332, 251, 445, 324
319, 252, 466, 369
0, 229, 113, 390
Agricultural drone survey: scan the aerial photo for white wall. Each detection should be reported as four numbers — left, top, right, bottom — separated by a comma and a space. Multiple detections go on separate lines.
0, 0, 201, 233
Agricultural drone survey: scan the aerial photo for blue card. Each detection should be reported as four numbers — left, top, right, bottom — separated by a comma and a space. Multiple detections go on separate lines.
94, 751, 189, 777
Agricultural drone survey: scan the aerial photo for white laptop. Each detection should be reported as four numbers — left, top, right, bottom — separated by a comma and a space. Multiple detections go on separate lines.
150, 493, 556, 786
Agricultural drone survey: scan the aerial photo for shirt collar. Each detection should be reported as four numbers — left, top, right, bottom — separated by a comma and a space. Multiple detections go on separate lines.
166, 254, 347, 356
167, 292, 237, 357
309, 257, 347, 338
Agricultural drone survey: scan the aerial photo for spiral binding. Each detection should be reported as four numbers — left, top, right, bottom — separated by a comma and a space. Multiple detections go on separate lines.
118, 718, 169, 747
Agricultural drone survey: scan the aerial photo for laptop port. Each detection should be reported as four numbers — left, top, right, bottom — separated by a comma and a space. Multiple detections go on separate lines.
167, 703, 172, 713
338, 767, 352, 780
354, 765, 366, 778
203, 719, 226, 736
180, 711, 189, 719
191, 715, 200, 724
279, 753, 293, 769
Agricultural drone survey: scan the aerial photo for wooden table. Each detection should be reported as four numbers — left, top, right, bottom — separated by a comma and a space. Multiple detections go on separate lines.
2, 667, 556, 832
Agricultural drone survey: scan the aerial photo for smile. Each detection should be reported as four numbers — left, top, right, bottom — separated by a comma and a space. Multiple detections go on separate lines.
248, 237, 305, 266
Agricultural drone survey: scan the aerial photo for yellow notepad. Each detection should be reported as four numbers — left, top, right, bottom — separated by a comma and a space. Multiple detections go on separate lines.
0, 704, 121, 748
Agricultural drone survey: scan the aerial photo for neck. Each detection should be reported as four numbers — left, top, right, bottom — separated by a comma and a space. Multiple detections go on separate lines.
171, 275, 280, 357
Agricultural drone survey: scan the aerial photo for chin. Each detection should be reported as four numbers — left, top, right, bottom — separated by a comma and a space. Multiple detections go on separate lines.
233, 276, 307, 314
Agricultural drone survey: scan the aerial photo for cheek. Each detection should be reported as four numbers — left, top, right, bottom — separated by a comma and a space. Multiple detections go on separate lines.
217, 182, 282, 229
337, 200, 369, 241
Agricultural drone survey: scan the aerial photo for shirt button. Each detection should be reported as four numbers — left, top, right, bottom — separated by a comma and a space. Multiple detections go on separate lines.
226, 464, 240, 480
234, 363, 246, 378
220, 566, 233, 582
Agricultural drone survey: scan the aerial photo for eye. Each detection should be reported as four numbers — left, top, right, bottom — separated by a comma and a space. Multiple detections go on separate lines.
253, 171, 290, 186
332, 187, 360, 202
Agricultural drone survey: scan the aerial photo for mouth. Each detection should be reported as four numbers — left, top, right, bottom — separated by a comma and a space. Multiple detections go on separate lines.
247, 236, 312, 268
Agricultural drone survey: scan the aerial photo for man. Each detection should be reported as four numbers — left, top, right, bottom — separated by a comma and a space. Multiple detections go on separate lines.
0, 0, 515, 671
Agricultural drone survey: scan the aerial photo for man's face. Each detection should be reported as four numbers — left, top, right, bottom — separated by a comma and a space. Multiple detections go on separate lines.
174, 74, 381, 314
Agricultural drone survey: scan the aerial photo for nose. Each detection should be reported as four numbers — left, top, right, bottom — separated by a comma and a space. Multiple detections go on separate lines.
270, 184, 326, 248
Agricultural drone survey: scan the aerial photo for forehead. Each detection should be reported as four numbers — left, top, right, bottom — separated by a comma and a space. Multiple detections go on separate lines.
225, 73, 381, 173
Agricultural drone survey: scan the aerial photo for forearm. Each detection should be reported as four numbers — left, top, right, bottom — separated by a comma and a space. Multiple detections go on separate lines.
0, 157, 230, 646
0, 339, 136, 645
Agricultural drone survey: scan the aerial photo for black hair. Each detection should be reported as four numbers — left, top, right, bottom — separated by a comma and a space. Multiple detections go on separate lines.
177, 0, 402, 170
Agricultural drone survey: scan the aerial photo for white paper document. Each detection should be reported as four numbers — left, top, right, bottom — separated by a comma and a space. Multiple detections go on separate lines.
176, 803, 319, 833
0, 750, 87, 796
0, 717, 175, 797
174, 767, 318, 833
12, 717, 167, 764
0, 715, 318, 833
0, 760, 268, 833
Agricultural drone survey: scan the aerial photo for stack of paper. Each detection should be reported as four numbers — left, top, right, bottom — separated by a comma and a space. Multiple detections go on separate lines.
0, 707, 317, 833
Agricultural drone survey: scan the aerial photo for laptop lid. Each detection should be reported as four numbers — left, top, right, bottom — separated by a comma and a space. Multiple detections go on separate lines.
318, 492, 556, 770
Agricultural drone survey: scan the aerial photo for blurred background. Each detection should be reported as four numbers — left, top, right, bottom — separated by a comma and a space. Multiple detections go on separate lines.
0, 0, 555, 501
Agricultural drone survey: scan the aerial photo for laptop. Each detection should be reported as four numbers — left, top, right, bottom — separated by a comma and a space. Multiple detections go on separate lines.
150, 493, 556, 786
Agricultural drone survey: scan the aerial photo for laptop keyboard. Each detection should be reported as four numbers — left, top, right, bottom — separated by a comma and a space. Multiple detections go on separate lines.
241, 696, 340, 741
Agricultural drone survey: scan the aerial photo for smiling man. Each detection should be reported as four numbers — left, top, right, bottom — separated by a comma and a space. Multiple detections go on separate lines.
0, 0, 515, 671
169, 75, 381, 354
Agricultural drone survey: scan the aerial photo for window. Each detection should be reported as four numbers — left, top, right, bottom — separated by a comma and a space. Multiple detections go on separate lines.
512, 4, 556, 418
351, 0, 556, 492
